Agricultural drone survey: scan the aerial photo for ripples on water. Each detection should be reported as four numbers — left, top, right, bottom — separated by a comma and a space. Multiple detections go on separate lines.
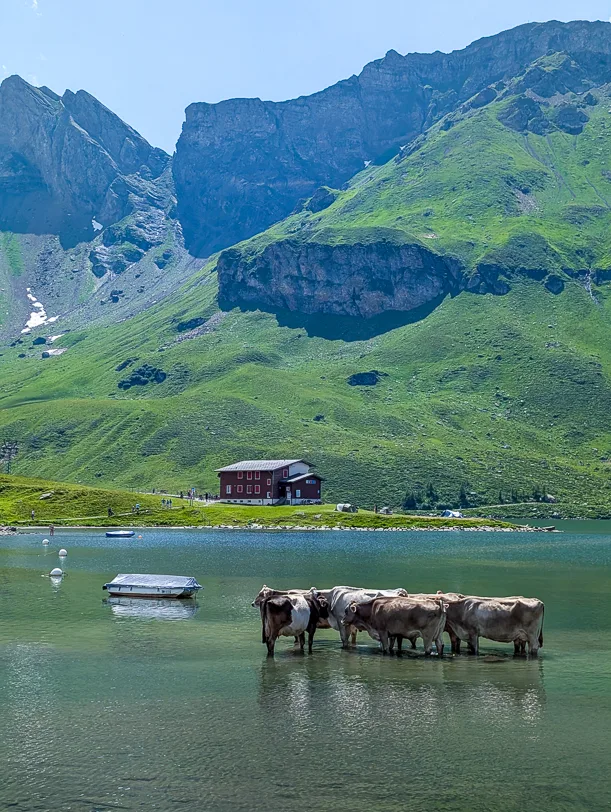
0, 528, 610, 811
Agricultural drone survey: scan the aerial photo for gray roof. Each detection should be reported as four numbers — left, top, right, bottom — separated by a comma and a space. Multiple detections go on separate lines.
216, 459, 304, 472
281, 473, 323, 483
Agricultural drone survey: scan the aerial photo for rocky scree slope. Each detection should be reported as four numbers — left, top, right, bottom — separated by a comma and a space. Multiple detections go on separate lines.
174, 19, 611, 256
0, 76, 190, 340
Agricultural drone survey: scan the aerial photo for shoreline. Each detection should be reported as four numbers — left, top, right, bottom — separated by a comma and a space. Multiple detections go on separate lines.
7, 522, 548, 533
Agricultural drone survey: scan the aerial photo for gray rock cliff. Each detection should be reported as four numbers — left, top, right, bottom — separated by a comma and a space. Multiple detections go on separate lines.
216, 240, 464, 319
174, 20, 611, 256
0, 76, 170, 245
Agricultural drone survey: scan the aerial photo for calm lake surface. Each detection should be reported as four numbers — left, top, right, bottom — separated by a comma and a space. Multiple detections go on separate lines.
1, 528, 610, 812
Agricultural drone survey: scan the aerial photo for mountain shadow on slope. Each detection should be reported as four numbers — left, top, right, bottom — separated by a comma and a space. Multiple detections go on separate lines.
222, 295, 450, 341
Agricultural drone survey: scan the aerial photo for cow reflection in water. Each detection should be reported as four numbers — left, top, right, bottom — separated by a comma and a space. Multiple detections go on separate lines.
258, 656, 546, 732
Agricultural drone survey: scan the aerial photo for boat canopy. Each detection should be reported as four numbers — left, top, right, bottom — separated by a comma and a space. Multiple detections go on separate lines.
103, 574, 202, 589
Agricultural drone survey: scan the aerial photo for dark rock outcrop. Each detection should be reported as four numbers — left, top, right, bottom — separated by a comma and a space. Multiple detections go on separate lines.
118, 364, 167, 390
498, 96, 552, 134
347, 371, 388, 386
217, 239, 464, 319
174, 20, 611, 256
545, 274, 565, 294
306, 187, 340, 213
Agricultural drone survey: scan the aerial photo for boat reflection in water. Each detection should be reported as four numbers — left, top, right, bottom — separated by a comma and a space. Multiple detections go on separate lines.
104, 596, 200, 621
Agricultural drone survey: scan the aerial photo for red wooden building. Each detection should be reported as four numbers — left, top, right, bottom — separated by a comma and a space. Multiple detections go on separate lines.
216, 459, 323, 505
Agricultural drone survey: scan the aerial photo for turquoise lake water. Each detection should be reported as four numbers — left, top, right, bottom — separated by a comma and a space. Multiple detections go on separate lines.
1, 528, 610, 811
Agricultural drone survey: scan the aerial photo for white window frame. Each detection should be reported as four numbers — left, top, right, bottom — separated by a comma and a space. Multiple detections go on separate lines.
226, 484, 231, 495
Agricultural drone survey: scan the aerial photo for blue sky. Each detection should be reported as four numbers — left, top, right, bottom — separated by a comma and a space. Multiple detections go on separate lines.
2, 0, 611, 152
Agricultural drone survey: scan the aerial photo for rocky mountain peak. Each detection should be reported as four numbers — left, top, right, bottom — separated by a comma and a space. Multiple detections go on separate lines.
0, 75, 169, 246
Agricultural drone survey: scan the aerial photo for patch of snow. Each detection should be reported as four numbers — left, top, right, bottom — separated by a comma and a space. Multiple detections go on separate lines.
92, 218, 103, 232
47, 334, 64, 343
21, 287, 58, 333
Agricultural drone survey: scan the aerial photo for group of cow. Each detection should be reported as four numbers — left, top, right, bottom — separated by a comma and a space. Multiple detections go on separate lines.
252, 585, 545, 658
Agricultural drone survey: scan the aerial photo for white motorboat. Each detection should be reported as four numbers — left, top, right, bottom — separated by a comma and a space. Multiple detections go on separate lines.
102, 573, 202, 599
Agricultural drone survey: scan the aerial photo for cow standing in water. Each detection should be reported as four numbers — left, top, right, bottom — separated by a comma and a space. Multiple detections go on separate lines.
252, 585, 332, 644
440, 594, 545, 656
310, 586, 409, 648
343, 596, 447, 655
259, 592, 328, 656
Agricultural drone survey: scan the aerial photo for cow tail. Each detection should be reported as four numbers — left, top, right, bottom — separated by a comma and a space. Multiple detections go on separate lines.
538, 605, 544, 648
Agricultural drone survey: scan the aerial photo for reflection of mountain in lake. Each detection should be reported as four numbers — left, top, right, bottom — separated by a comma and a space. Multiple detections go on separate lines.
104, 597, 199, 621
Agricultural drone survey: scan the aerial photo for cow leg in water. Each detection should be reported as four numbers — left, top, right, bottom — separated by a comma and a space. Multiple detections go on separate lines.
422, 635, 434, 656
514, 640, 526, 656
379, 630, 390, 655
448, 628, 461, 654
409, 634, 418, 650
307, 617, 319, 654
435, 635, 444, 657
298, 632, 306, 653
351, 629, 358, 646
527, 635, 540, 656
396, 636, 403, 655
266, 633, 277, 657
339, 623, 351, 649
468, 635, 479, 655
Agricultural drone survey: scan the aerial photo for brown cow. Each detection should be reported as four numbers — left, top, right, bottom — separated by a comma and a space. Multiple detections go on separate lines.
260, 592, 328, 656
343, 596, 447, 655
442, 595, 544, 656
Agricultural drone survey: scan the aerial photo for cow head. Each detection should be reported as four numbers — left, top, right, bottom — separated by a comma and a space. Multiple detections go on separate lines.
252, 584, 272, 607
397, 588, 408, 597
317, 594, 329, 619
342, 601, 359, 626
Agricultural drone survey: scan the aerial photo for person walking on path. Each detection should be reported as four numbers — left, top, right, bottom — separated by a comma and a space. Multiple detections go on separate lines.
49, 525, 55, 536
31, 509, 35, 522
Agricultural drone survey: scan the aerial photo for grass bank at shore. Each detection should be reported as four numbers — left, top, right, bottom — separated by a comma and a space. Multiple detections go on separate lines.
0, 474, 519, 531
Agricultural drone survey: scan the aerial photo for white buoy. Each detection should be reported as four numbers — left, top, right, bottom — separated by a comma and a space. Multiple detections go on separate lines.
59, 548, 67, 557
50, 567, 63, 576
42, 539, 50, 545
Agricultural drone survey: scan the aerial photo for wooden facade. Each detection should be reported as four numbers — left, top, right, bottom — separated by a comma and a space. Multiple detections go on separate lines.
216, 459, 322, 505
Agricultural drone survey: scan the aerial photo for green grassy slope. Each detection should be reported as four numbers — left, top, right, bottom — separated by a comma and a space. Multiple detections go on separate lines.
1, 262, 611, 516
3, 54, 611, 516
238, 59, 611, 277
0, 475, 508, 529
